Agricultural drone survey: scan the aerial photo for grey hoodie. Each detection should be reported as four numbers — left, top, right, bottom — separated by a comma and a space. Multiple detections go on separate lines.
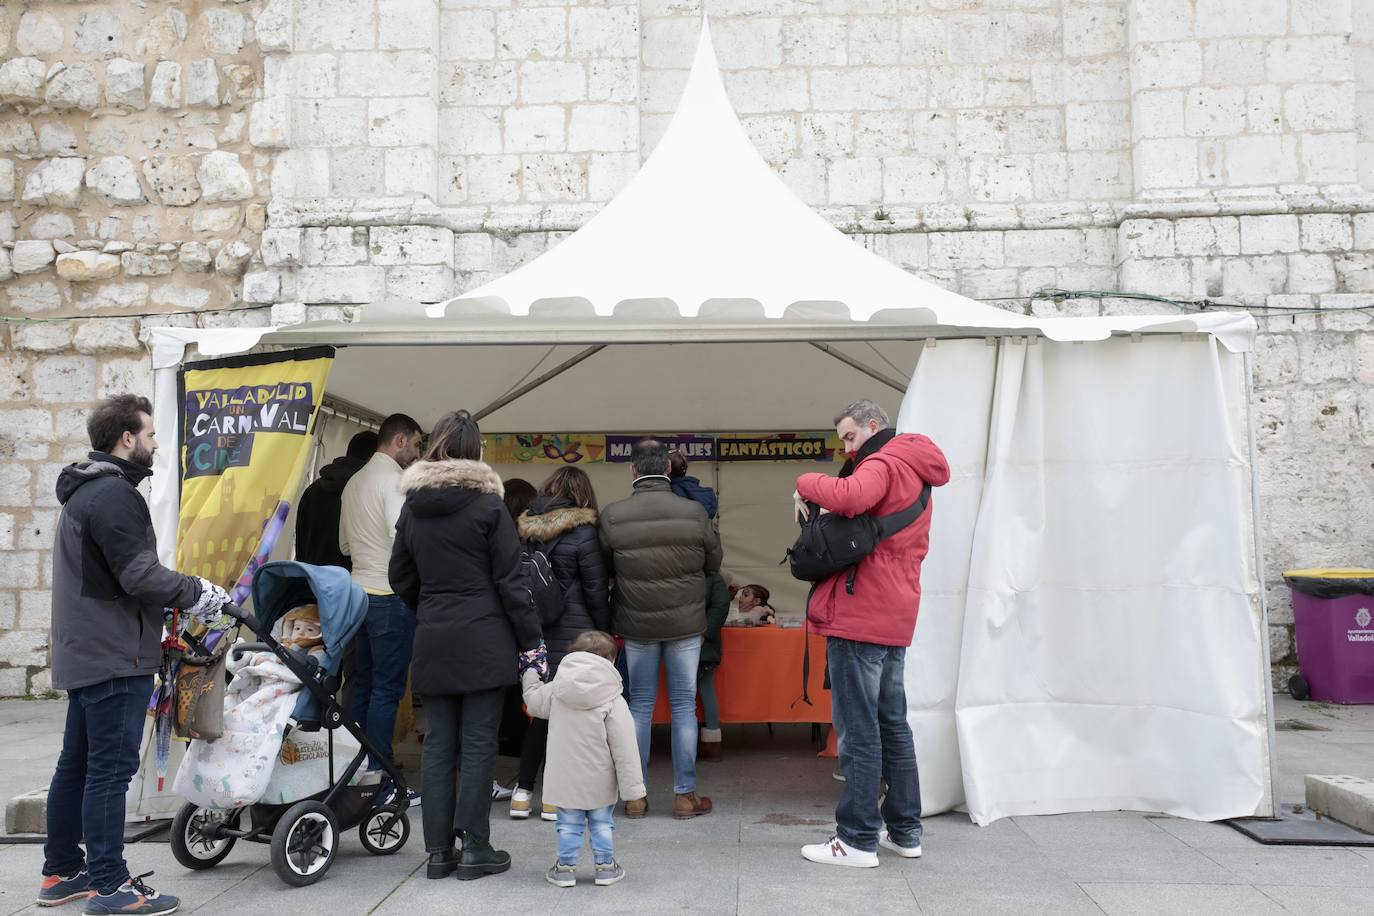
521, 651, 646, 810
51, 452, 202, 691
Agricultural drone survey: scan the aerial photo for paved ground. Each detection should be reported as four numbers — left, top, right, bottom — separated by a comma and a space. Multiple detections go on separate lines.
0, 697, 1371, 915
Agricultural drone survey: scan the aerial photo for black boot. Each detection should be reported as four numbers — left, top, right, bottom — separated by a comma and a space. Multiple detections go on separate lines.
426, 847, 458, 879
455, 838, 511, 880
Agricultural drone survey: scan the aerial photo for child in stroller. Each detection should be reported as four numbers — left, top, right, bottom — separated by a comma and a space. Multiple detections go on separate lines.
170, 561, 413, 887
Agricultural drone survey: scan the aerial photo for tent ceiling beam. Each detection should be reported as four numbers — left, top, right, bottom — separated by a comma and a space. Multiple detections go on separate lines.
808, 342, 910, 393
472, 345, 607, 423
321, 393, 386, 429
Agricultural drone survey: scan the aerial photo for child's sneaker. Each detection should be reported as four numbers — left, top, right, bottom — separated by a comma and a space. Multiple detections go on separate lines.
594, 860, 625, 887
545, 863, 576, 888
82, 874, 179, 915
36, 868, 93, 907
540, 803, 557, 822
509, 788, 533, 819
878, 830, 922, 859
801, 836, 879, 869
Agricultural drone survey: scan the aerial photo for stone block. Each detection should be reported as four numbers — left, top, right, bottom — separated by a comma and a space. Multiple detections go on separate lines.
440, 61, 517, 106
192, 207, 241, 234
45, 62, 100, 112
1225, 135, 1299, 186
150, 61, 182, 110
851, 18, 899, 66
1175, 217, 1241, 256
19, 589, 52, 628
102, 59, 146, 110
1241, 215, 1301, 255
520, 61, 588, 105
521, 153, 586, 202
810, 68, 919, 112
1288, 254, 1337, 294
203, 10, 246, 54
304, 227, 369, 266
439, 109, 501, 156
1254, 334, 1299, 387
1306, 775, 1374, 834
339, 52, 435, 97
16, 12, 64, 57
256, 0, 293, 52
1286, 83, 1356, 133
1186, 87, 1246, 137
243, 271, 282, 304
1267, 38, 1353, 85
1223, 257, 1289, 296
928, 232, 1004, 270
214, 241, 253, 277
1133, 90, 1185, 139
0, 549, 39, 588
967, 156, 1034, 202
85, 157, 146, 207
150, 285, 211, 310
12, 241, 55, 275
827, 157, 881, 204
330, 148, 386, 196
138, 8, 187, 56
197, 151, 253, 203
370, 227, 455, 266
880, 156, 944, 203
10, 281, 63, 313
186, 59, 221, 109
35, 357, 97, 404
74, 282, 148, 311
1004, 229, 1086, 267
0, 409, 54, 447
1134, 138, 1198, 190
0, 58, 45, 104
496, 8, 566, 59
1063, 103, 1125, 152
1067, 151, 1131, 200
250, 97, 291, 149
1132, 42, 1203, 90
97, 357, 153, 401
1301, 132, 1357, 185
568, 105, 635, 152
381, 0, 439, 50
178, 242, 213, 273
587, 151, 638, 201
1292, 0, 1353, 34
73, 319, 141, 354
293, 98, 367, 147
296, 0, 375, 51
1120, 258, 1192, 298
261, 229, 304, 268
0, 354, 30, 401
11, 323, 71, 352
385, 265, 456, 302
714, 17, 784, 70
1128, 0, 1194, 42
1246, 86, 1282, 134
1063, 4, 1125, 57
386, 148, 438, 198
264, 56, 337, 99
455, 233, 493, 272
569, 7, 638, 59
1335, 253, 1374, 292
0, 630, 48, 667
272, 150, 330, 199
442, 10, 497, 60
297, 267, 386, 304
463, 155, 520, 203
74, 10, 124, 55
55, 252, 121, 283
121, 252, 173, 277
141, 157, 199, 207
504, 106, 566, 153
1300, 214, 1354, 252
368, 98, 437, 148
956, 110, 1008, 156
1195, 0, 1287, 38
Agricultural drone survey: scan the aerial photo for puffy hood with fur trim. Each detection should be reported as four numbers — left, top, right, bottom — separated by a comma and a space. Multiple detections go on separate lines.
518, 497, 598, 542
399, 458, 505, 519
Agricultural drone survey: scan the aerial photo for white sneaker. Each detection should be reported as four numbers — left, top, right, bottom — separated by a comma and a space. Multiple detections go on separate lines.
878, 830, 922, 858
510, 788, 533, 819
491, 780, 514, 801
801, 835, 879, 868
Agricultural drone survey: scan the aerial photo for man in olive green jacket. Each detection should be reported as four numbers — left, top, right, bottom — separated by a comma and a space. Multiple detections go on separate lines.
599, 439, 722, 819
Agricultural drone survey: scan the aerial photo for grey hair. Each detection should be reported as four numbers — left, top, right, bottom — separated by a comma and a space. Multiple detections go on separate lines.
833, 399, 890, 430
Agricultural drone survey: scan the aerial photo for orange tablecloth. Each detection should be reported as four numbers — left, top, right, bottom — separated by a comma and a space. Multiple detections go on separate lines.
651, 626, 832, 724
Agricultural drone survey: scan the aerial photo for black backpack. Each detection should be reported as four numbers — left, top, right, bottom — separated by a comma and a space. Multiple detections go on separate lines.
785, 484, 932, 595
520, 536, 568, 627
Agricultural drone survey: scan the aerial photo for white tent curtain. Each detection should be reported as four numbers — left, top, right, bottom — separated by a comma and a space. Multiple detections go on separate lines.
902, 336, 1269, 824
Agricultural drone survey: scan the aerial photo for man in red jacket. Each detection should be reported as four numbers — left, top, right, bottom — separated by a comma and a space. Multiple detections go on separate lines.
794, 400, 949, 869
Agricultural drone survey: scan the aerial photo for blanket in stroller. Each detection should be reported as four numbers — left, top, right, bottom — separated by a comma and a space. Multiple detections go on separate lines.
173, 648, 300, 810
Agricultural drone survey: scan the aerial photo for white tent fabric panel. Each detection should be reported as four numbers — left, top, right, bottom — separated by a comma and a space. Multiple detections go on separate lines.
904, 337, 1268, 824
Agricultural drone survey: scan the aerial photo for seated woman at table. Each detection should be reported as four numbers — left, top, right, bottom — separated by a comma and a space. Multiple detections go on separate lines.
734, 584, 776, 626
697, 572, 731, 763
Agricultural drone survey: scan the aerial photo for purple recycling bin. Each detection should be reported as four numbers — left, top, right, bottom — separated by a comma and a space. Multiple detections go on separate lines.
1288, 571, 1374, 704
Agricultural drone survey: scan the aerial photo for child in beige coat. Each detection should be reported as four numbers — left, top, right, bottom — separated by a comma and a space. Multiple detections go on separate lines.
521, 630, 646, 887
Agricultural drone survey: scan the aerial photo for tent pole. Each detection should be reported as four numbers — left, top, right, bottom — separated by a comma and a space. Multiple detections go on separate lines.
473, 345, 607, 422
1244, 349, 1281, 818
808, 342, 909, 393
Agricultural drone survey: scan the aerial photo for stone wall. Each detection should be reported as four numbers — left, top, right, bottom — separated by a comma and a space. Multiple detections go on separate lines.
3, 0, 1372, 693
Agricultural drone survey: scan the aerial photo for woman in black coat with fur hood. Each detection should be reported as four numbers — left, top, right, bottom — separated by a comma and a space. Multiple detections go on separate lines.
506, 465, 610, 819
389, 410, 542, 881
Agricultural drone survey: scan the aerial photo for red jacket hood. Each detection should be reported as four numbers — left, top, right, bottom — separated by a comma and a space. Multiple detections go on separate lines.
863, 433, 951, 489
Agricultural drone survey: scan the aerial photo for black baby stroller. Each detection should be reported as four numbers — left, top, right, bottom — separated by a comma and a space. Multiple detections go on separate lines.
169, 561, 413, 886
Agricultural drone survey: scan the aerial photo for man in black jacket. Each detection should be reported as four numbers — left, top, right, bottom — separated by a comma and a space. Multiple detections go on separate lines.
39, 395, 228, 915
294, 430, 378, 568
599, 439, 722, 821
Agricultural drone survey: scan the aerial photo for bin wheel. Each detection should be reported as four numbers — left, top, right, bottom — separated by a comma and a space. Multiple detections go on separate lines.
270, 800, 338, 887
1288, 674, 1310, 701
359, 804, 410, 856
170, 803, 238, 870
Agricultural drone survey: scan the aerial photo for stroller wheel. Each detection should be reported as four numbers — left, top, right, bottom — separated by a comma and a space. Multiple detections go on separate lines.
270, 800, 339, 887
171, 803, 238, 870
359, 804, 411, 856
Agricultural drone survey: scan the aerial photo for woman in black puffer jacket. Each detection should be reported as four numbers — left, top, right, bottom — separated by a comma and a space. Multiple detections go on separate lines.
507, 466, 610, 819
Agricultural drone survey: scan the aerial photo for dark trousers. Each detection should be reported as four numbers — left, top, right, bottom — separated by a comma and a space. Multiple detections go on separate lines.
420, 688, 504, 852
44, 675, 154, 893
349, 594, 416, 769
827, 637, 922, 853
516, 717, 548, 791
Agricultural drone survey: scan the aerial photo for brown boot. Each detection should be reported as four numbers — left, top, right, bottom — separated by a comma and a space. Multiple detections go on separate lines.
625, 797, 648, 818
674, 792, 712, 819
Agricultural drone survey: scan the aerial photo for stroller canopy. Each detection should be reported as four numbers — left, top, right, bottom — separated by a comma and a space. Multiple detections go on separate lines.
250, 561, 368, 680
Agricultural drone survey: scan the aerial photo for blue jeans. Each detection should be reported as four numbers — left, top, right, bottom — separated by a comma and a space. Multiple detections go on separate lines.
44, 675, 154, 893
624, 636, 701, 795
348, 594, 416, 769
827, 637, 922, 853
555, 804, 616, 865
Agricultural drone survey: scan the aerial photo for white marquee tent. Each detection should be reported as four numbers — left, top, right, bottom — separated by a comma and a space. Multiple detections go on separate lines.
144, 22, 1275, 825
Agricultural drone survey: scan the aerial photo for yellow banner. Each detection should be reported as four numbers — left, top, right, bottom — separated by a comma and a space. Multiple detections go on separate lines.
176, 348, 334, 602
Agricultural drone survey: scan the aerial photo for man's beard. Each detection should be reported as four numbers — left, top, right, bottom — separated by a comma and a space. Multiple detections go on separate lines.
130, 442, 155, 469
